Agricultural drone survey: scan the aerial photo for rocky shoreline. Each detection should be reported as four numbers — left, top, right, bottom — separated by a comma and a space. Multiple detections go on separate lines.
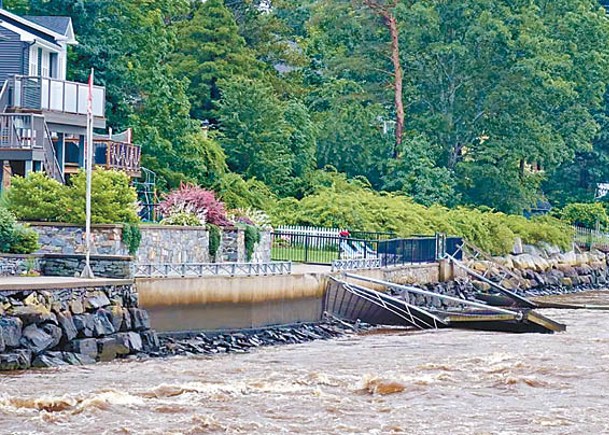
389, 250, 609, 310
154, 320, 370, 358
0, 285, 159, 371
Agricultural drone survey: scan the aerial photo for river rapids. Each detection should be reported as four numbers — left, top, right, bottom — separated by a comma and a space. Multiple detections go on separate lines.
1, 298, 609, 434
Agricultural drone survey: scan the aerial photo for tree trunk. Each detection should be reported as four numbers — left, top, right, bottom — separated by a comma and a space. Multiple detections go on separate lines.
363, 0, 404, 158
386, 13, 404, 158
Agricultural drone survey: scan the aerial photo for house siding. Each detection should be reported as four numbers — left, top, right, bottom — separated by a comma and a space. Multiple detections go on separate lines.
0, 27, 25, 85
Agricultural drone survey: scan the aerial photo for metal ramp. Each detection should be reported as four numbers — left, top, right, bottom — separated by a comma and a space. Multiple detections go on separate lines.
325, 274, 565, 334
445, 241, 538, 308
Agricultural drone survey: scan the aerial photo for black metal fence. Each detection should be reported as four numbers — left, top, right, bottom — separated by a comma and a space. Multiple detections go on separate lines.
271, 231, 463, 266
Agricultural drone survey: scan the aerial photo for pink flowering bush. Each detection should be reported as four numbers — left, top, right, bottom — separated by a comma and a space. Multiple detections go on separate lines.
158, 183, 231, 226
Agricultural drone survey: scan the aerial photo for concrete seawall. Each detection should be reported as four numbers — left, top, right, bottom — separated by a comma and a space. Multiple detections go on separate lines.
136, 263, 445, 332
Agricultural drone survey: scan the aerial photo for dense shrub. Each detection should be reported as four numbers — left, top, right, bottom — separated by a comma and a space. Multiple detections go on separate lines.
9, 224, 40, 254
6, 173, 68, 222
6, 170, 139, 224
68, 170, 139, 224
560, 202, 609, 230
243, 224, 261, 261
207, 224, 221, 261
0, 208, 39, 254
122, 223, 142, 256
160, 212, 203, 226
269, 175, 573, 255
0, 207, 17, 252
158, 183, 229, 226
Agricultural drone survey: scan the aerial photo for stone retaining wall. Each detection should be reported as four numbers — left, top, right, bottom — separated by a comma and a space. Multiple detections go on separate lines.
137, 225, 210, 264
218, 227, 245, 263
42, 254, 133, 279
29, 223, 271, 266
0, 284, 159, 370
30, 223, 127, 256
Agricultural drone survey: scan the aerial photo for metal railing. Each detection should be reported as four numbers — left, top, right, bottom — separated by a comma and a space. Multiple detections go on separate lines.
134, 261, 292, 278
272, 230, 463, 267
332, 258, 381, 271
7, 75, 105, 118
573, 225, 609, 251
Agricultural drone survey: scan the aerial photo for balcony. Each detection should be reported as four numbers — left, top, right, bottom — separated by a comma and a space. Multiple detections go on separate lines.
63, 136, 141, 177
94, 139, 141, 177
4, 75, 106, 128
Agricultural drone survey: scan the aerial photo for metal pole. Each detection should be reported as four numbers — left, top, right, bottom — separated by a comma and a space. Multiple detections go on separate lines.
81, 68, 95, 278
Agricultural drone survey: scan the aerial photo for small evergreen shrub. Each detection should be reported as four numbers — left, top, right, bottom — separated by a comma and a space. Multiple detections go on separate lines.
243, 224, 261, 261
207, 224, 221, 261
0, 207, 17, 252
6, 173, 68, 222
5, 170, 139, 224
9, 224, 39, 254
122, 223, 142, 255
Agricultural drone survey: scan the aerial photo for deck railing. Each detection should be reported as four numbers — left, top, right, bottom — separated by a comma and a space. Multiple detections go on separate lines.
7, 75, 105, 118
93, 140, 141, 176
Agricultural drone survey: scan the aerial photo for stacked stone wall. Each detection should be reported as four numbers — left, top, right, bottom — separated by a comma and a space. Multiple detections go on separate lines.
137, 225, 210, 264
28, 223, 271, 266
0, 284, 159, 370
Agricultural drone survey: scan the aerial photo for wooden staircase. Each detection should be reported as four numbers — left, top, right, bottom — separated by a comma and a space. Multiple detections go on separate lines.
0, 112, 64, 183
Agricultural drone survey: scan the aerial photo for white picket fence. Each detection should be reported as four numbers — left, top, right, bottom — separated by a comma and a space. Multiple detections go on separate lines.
275, 225, 341, 237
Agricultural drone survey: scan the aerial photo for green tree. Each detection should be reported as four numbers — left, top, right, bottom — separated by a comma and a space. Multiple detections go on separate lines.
171, 0, 264, 120
217, 78, 294, 195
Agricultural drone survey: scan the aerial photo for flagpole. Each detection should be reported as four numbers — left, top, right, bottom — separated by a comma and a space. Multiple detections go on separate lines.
81, 68, 95, 279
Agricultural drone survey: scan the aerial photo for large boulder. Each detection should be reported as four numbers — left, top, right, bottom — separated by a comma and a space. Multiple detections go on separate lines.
93, 309, 116, 337
32, 352, 68, 368
140, 330, 160, 352
73, 314, 96, 338
0, 350, 31, 371
20, 324, 55, 354
114, 332, 143, 353
129, 309, 151, 332
10, 306, 57, 325
0, 317, 22, 348
57, 311, 78, 342
85, 292, 111, 311
97, 336, 129, 362
67, 338, 98, 360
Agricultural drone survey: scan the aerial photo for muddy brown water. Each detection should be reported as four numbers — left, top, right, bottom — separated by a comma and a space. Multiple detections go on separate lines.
2, 293, 609, 434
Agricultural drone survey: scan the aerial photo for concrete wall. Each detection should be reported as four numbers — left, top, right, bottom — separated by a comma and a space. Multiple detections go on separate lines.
136, 262, 445, 332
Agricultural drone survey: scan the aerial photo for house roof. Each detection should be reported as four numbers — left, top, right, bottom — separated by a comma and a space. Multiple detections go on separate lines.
0, 8, 77, 45
23, 16, 71, 35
